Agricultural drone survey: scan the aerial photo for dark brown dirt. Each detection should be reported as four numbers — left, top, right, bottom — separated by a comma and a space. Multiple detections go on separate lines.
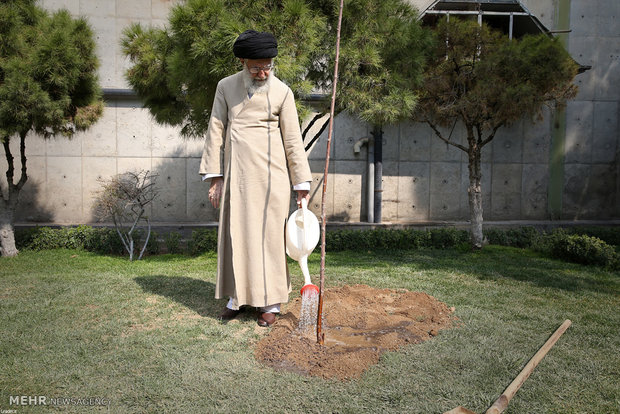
255, 284, 455, 380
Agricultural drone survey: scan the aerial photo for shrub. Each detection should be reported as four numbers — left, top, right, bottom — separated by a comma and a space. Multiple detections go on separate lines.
484, 228, 510, 246
533, 228, 574, 254
484, 226, 541, 248
28, 227, 65, 250
428, 228, 469, 249
14, 224, 619, 268
406, 229, 432, 249
569, 226, 620, 247
145, 230, 160, 255
165, 231, 182, 254
122, 228, 160, 257
82, 228, 123, 254
95, 170, 158, 260
549, 232, 619, 269
325, 229, 357, 251
15, 227, 45, 250
187, 229, 218, 255
511, 226, 542, 248
16, 225, 158, 256
324, 228, 467, 251
65, 225, 96, 249
24, 225, 96, 250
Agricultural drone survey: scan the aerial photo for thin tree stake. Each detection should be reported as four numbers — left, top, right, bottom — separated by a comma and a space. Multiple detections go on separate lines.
317, 0, 344, 345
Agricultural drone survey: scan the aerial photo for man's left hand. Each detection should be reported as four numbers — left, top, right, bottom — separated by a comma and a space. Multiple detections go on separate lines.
296, 190, 310, 208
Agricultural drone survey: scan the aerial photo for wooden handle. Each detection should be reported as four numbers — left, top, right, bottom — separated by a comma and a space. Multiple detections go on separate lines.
486, 319, 572, 414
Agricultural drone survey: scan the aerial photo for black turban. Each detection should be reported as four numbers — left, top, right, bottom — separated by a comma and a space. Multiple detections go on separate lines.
233, 30, 278, 59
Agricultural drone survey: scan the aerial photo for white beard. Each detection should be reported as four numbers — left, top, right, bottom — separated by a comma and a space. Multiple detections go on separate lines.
242, 64, 272, 95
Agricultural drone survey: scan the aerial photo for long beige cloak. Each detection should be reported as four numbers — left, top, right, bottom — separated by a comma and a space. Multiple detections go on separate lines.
199, 72, 312, 308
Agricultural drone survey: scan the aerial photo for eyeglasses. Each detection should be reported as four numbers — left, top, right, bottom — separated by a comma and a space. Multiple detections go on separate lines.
247, 64, 274, 74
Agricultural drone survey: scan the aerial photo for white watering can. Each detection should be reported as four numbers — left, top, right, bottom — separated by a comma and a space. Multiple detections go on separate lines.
285, 198, 320, 295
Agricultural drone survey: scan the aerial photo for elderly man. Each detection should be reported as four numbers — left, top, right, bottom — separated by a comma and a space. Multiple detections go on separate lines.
200, 30, 312, 327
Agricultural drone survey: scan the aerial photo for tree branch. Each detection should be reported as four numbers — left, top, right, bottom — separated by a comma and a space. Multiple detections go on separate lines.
426, 119, 468, 152
3, 139, 15, 195
113, 215, 132, 256
475, 124, 483, 145
480, 122, 504, 148
16, 131, 28, 190
128, 207, 142, 236
304, 116, 330, 152
138, 217, 151, 260
97, 170, 157, 260
459, 108, 471, 128
302, 113, 324, 141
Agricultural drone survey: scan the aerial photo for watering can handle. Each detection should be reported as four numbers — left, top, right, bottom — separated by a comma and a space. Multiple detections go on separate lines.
295, 198, 310, 251
296, 198, 309, 226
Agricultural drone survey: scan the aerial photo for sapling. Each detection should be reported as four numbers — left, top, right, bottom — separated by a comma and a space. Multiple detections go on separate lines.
95, 170, 158, 261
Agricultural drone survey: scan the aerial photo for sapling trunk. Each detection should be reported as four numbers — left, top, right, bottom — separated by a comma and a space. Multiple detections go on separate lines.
317, 0, 345, 346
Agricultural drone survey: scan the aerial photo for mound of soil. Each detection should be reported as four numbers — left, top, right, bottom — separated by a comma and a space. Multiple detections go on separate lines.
255, 284, 455, 380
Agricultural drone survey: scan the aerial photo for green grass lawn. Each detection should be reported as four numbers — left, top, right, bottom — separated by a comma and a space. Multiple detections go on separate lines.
1, 247, 618, 413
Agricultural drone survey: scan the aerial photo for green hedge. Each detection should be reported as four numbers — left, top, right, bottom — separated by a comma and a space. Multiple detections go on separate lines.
187, 229, 218, 255
18, 226, 135, 256
27, 225, 99, 251
165, 231, 182, 254
83, 228, 126, 255
568, 226, 620, 247
485, 227, 620, 270
15, 226, 470, 254
545, 230, 618, 269
483, 226, 541, 248
323, 228, 469, 251
13, 224, 620, 269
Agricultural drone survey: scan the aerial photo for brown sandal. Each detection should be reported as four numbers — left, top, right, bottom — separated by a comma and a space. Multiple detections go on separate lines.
257, 312, 276, 327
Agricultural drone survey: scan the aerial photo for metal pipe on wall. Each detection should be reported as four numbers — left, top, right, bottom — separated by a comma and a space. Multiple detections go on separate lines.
353, 137, 374, 223
372, 126, 383, 223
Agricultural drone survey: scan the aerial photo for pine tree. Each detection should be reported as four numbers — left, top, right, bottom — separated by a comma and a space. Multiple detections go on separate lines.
325, 0, 431, 126
122, 0, 432, 223
416, 18, 578, 248
121, 0, 327, 137
326, 0, 432, 222
0, 0, 103, 256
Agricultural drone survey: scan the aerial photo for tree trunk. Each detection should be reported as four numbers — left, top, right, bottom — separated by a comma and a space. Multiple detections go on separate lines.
466, 127, 484, 249
0, 206, 18, 257
1, 133, 28, 257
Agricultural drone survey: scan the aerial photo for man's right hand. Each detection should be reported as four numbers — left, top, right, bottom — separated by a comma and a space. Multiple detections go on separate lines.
209, 177, 223, 209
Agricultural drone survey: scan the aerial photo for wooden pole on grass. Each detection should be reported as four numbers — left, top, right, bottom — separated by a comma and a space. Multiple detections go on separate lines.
486, 319, 572, 414
317, 0, 345, 346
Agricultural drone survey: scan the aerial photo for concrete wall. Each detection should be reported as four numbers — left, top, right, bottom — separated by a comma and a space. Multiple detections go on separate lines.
564, 0, 620, 219
1, 0, 618, 224
306, 111, 556, 222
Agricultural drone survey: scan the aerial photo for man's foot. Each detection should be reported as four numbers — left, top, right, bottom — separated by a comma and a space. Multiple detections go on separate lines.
257, 312, 276, 327
219, 307, 240, 321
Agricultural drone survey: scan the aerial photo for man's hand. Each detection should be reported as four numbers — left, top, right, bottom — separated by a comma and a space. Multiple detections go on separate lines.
296, 190, 310, 208
209, 177, 223, 209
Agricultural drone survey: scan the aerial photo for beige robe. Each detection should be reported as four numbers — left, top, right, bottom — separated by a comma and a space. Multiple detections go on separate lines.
199, 72, 312, 308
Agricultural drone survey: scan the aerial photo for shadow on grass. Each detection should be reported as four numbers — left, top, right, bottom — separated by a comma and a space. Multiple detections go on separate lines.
134, 275, 221, 318
323, 247, 620, 295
